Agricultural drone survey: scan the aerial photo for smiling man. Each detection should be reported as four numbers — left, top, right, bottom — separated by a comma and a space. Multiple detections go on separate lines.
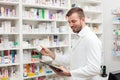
40, 7, 102, 80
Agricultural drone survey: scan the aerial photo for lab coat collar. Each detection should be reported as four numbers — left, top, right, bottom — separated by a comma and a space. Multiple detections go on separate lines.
71, 26, 90, 50
77, 26, 90, 38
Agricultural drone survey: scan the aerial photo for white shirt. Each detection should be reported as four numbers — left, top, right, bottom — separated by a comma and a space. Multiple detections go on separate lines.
55, 26, 102, 80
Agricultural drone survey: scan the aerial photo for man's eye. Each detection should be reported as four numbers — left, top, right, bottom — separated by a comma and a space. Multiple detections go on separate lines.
68, 20, 77, 24
72, 21, 76, 23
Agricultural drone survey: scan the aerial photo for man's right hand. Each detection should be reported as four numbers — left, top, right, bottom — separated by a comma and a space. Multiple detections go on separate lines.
40, 46, 55, 60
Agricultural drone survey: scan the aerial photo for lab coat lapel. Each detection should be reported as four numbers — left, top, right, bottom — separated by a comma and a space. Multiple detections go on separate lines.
71, 26, 89, 52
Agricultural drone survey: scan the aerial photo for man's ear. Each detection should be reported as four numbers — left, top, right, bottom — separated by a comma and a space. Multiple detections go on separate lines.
81, 17, 85, 22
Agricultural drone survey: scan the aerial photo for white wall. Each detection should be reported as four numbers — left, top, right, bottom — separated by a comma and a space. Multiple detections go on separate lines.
103, 0, 120, 73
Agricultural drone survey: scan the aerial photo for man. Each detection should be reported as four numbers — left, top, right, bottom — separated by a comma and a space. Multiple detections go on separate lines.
40, 7, 102, 80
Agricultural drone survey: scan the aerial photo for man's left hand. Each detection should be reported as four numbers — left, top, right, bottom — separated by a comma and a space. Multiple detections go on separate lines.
52, 66, 71, 77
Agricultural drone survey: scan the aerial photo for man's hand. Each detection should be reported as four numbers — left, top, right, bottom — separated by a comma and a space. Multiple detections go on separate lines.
40, 46, 55, 60
51, 66, 71, 77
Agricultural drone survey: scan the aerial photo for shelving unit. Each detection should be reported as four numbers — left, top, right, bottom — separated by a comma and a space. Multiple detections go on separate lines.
80, 0, 102, 4
112, 7, 120, 56
22, 3, 68, 10
0, 0, 71, 80
0, 0, 105, 80
0, 63, 20, 67
0, 0, 19, 5
0, 0, 20, 79
21, 0, 71, 79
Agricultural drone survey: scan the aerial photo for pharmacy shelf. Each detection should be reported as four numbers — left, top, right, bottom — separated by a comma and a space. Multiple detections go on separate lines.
0, 17, 19, 20
0, 63, 20, 67
84, 10, 102, 14
23, 18, 55, 22
113, 22, 120, 25
112, 50, 120, 56
113, 53, 120, 56
86, 21, 102, 24
56, 20, 67, 22
112, 13, 120, 15
23, 18, 68, 22
23, 61, 40, 64
95, 32, 102, 35
22, 45, 70, 50
0, 33, 19, 35
0, 1, 19, 5
47, 45, 70, 48
40, 59, 53, 62
0, 47, 19, 51
23, 73, 46, 79
112, 9, 120, 56
23, 60, 53, 64
22, 3, 68, 10
23, 72, 55, 79
22, 33, 69, 35
22, 47, 37, 50
81, 0, 101, 4
112, 10, 120, 57
0, 1, 20, 79
0, 0, 71, 80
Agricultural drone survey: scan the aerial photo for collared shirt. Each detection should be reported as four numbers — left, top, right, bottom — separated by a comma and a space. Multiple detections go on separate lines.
55, 26, 102, 80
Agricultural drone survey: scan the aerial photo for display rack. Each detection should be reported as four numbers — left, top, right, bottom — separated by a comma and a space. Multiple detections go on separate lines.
112, 7, 120, 56
0, 0, 20, 80
0, 0, 71, 80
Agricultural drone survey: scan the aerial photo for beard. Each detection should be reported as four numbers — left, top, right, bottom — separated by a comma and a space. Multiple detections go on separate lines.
72, 25, 82, 33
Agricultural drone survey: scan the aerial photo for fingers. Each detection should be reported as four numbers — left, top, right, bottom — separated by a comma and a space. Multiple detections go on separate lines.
50, 67, 62, 75
39, 45, 51, 56
58, 66, 68, 73
39, 45, 55, 59
40, 45, 49, 52
40, 45, 45, 49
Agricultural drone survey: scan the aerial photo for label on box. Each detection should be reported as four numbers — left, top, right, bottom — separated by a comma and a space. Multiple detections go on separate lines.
36, 46, 42, 52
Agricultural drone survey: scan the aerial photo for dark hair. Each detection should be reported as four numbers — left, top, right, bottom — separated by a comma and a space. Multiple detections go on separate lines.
66, 7, 85, 19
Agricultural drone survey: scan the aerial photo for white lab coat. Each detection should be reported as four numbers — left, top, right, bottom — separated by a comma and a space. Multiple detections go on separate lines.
54, 26, 102, 80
